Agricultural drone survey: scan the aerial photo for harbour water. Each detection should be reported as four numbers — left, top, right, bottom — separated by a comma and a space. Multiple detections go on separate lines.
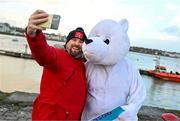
0, 34, 180, 110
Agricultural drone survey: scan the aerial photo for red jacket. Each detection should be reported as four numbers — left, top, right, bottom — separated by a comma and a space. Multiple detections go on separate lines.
26, 31, 87, 120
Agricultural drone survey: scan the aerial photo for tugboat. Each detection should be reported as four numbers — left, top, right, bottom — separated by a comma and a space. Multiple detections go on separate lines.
148, 55, 180, 82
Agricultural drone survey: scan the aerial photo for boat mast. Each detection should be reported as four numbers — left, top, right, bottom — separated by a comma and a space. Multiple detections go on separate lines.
154, 55, 160, 71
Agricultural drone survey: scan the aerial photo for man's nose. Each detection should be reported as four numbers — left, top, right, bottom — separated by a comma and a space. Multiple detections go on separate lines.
74, 41, 82, 46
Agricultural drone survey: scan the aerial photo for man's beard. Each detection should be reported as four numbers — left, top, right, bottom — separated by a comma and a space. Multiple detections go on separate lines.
67, 46, 83, 59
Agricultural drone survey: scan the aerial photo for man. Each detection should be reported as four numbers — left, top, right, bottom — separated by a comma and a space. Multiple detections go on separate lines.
25, 10, 87, 120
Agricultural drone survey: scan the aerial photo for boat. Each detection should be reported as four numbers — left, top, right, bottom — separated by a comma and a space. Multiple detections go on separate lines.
12, 38, 18, 42
148, 55, 180, 82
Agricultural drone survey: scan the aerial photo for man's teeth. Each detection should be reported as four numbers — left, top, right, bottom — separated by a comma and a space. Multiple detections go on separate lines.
73, 47, 79, 50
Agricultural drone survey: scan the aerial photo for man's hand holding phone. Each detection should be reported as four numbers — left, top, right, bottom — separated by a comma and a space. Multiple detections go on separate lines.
27, 10, 60, 37
38, 14, 60, 30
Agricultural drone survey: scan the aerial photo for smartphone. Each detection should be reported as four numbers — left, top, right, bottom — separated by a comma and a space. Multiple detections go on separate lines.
38, 14, 61, 30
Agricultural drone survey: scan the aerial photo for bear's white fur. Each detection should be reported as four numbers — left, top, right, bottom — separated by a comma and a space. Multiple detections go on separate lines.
81, 19, 146, 121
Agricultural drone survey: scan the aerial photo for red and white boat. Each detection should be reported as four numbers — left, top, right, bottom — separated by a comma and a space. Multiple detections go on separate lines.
148, 56, 180, 82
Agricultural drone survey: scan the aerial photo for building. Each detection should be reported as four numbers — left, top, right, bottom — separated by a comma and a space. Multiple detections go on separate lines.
0, 23, 10, 33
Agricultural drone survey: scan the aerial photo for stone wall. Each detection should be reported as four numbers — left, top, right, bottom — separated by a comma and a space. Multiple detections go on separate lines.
0, 91, 179, 121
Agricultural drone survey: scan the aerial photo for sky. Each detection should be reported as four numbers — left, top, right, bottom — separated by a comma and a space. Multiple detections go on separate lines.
0, 0, 180, 52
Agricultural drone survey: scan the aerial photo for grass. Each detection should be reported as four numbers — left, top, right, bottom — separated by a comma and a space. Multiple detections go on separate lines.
0, 91, 10, 104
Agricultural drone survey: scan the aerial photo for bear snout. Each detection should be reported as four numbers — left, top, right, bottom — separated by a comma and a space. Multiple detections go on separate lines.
85, 39, 93, 44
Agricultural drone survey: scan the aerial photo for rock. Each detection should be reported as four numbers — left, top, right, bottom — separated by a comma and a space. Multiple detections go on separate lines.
138, 106, 164, 121
138, 106, 180, 121
4, 91, 38, 104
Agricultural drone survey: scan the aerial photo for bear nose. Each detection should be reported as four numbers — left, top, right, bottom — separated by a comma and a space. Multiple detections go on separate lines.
85, 39, 93, 44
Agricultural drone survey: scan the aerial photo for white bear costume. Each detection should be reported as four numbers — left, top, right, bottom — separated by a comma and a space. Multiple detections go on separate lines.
81, 19, 146, 121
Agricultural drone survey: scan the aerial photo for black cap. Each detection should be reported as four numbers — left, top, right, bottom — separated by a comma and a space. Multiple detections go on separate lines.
66, 27, 87, 44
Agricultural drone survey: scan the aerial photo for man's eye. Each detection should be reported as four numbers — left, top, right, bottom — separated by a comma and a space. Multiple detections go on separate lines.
104, 39, 110, 44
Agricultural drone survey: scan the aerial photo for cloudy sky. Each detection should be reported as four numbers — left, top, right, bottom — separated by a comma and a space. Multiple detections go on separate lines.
0, 0, 180, 52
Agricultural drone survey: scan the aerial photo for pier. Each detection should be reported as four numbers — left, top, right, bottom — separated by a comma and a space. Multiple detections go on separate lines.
0, 49, 32, 59
0, 49, 150, 75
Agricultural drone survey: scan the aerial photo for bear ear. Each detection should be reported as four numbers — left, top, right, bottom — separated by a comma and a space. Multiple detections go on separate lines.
119, 19, 129, 32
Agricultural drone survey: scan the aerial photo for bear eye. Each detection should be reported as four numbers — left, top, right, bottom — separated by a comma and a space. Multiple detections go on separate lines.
104, 39, 110, 45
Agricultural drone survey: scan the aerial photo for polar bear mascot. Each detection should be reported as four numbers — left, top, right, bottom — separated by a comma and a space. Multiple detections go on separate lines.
81, 19, 146, 121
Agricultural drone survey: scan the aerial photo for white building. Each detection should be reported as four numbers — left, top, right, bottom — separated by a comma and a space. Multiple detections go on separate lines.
0, 23, 10, 32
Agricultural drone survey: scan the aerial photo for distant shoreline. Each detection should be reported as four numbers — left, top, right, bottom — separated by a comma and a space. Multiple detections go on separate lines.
0, 48, 179, 61
0, 32, 180, 58
0, 31, 63, 42
130, 46, 180, 58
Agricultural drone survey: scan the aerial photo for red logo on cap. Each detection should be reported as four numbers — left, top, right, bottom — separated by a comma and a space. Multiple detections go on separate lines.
75, 32, 83, 39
